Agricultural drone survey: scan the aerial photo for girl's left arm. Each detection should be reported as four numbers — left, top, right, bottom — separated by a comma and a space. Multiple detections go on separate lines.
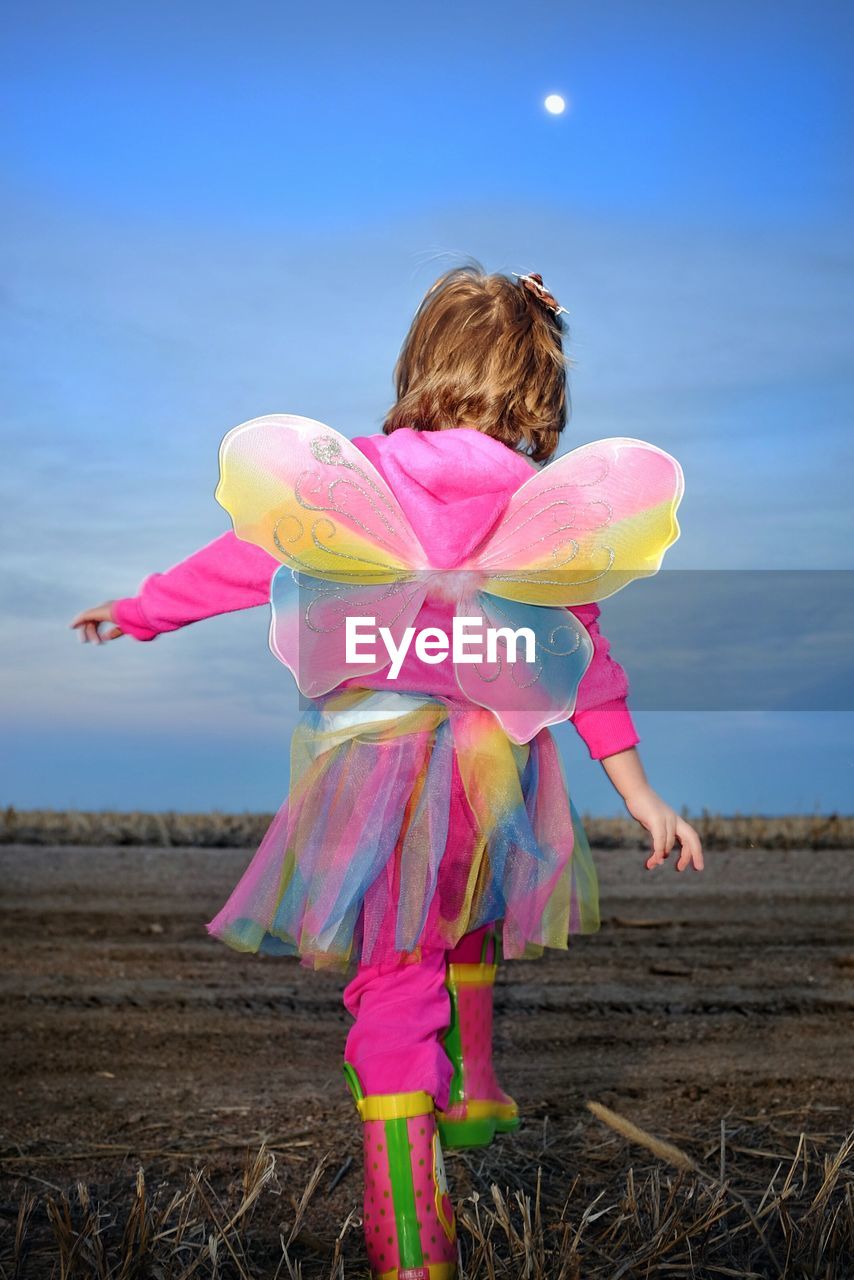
70, 531, 278, 643
112, 531, 278, 640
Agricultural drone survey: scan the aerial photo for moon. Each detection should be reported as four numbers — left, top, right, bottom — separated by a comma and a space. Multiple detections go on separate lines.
544, 93, 567, 116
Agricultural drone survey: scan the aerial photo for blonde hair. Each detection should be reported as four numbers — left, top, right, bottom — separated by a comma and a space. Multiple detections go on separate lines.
383, 262, 569, 463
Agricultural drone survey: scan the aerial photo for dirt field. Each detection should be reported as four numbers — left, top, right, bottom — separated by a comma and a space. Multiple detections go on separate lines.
2, 842, 853, 1277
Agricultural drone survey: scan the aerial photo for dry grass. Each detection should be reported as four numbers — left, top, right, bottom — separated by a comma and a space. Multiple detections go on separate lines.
2, 1109, 852, 1278
3, 806, 853, 851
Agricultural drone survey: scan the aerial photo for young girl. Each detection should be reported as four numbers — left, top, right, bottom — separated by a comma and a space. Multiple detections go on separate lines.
71, 265, 703, 1280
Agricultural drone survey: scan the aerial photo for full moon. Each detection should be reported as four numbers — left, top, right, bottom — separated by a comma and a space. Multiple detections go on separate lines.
544, 93, 566, 115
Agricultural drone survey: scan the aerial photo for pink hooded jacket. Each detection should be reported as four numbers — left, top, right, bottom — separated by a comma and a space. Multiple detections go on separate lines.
111, 426, 640, 760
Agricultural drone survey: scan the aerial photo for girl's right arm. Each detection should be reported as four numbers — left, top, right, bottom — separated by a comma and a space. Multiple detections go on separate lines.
69, 531, 279, 644
566, 602, 703, 873
600, 746, 704, 872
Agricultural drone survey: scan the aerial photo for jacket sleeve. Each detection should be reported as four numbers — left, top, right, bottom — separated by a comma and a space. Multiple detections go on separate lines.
567, 602, 640, 760
110, 530, 279, 641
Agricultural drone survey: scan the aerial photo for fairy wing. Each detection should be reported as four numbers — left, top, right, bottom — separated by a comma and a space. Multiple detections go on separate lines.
448, 437, 683, 739
215, 414, 429, 582
467, 437, 683, 606
269, 567, 428, 698
451, 589, 594, 745
216, 414, 430, 694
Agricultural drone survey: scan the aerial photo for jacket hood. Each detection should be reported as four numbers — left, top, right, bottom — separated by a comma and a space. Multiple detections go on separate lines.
353, 426, 538, 568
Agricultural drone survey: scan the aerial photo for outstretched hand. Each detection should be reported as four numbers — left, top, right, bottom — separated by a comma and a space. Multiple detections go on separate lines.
624, 784, 704, 872
69, 601, 124, 644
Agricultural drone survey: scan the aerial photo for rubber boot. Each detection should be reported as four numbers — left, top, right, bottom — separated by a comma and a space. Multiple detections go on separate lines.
344, 1063, 458, 1280
436, 926, 520, 1149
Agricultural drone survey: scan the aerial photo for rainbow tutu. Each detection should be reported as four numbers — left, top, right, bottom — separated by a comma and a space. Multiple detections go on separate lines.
206, 687, 600, 971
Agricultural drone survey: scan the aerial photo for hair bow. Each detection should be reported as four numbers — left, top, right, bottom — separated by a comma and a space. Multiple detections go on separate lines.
512, 272, 569, 319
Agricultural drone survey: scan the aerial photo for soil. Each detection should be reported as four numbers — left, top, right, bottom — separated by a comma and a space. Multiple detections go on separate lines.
1, 842, 853, 1272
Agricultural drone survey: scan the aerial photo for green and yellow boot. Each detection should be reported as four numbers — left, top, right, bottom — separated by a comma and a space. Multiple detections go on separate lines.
344, 1063, 458, 1280
436, 927, 521, 1149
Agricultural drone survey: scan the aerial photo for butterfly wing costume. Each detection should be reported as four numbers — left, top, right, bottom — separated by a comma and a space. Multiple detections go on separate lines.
206, 415, 683, 969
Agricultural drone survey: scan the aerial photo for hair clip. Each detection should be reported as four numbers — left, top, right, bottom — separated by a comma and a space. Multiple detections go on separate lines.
512, 272, 569, 318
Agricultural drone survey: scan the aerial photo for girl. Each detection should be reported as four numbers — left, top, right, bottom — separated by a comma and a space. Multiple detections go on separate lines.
71, 265, 703, 1280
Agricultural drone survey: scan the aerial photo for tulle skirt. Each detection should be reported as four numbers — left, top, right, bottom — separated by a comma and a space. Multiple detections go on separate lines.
206, 687, 600, 971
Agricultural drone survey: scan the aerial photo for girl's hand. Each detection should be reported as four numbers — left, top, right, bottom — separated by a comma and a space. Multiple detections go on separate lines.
624, 784, 704, 872
69, 601, 124, 645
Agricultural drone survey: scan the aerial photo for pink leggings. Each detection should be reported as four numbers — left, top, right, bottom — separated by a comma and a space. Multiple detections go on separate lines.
343, 924, 495, 1111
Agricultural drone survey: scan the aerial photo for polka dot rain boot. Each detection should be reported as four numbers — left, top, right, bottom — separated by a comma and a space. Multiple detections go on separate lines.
436, 926, 521, 1149
343, 1063, 458, 1280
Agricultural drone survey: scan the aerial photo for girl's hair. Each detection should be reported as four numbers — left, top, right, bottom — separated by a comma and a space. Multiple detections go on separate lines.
383, 262, 569, 463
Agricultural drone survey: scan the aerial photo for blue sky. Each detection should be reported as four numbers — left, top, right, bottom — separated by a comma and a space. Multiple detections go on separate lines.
2, 0, 852, 814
